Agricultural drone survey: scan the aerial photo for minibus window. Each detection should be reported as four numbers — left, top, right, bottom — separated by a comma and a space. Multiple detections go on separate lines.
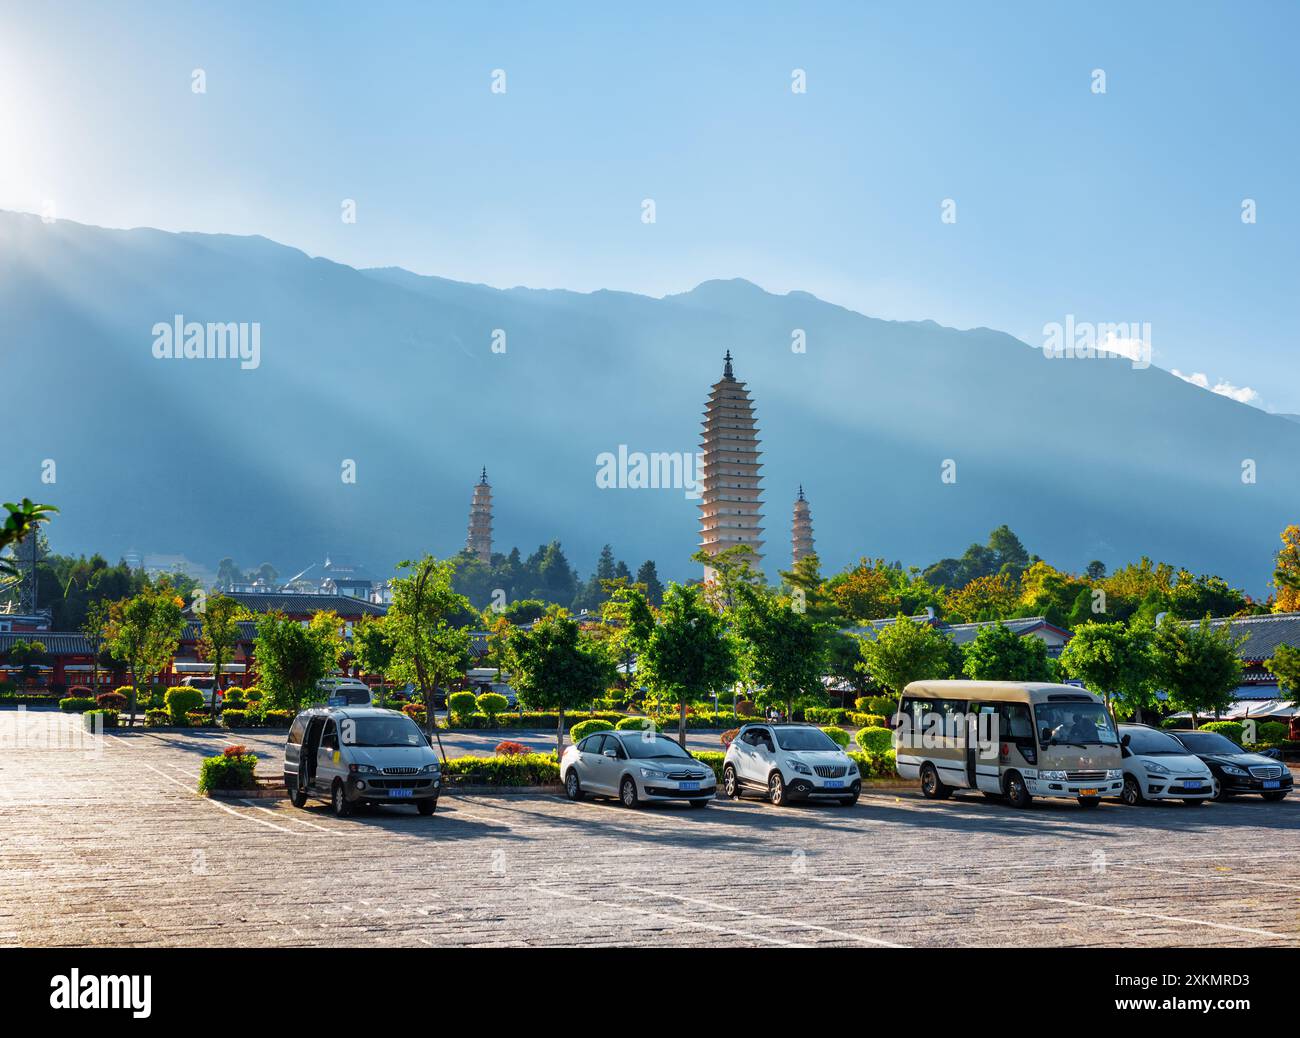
1035, 702, 1118, 746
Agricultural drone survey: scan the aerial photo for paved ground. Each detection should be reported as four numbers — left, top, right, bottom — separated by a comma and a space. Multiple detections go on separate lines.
1, 711, 1297, 948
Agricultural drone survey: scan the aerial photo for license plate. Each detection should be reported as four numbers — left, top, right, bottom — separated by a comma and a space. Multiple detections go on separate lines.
678, 781, 700, 791
1264, 780, 1280, 789
1178, 785, 1204, 793
824, 780, 844, 788
1078, 788, 1098, 796
389, 788, 413, 798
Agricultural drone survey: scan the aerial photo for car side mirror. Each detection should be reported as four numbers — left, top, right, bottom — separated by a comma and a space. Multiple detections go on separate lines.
1040, 728, 1053, 745
603, 749, 618, 759
1120, 733, 1131, 748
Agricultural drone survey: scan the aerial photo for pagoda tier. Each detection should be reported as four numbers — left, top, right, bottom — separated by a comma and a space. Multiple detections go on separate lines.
792, 485, 815, 566
699, 351, 764, 577
466, 467, 493, 563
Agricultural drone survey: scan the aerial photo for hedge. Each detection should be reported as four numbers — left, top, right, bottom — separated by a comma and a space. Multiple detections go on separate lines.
855, 726, 894, 754
262, 709, 293, 728
59, 697, 96, 713
221, 709, 251, 728
165, 687, 204, 725
820, 725, 850, 748
442, 753, 559, 786
847, 712, 887, 729
805, 707, 846, 725
616, 715, 661, 732
570, 718, 615, 743
198, 752, 259, 793
96, 691, 128, 710
443, 710, 625, 730
855, 696, 897, 716
83, 708, 119, 730
848, 750, 898, 779
1199, 720, 1244, 744
1254, 721, 1289, 745
476, 692, 509, 717
145, 709, 171, 727
692, 751, 726, 779
186, 711, 216, 728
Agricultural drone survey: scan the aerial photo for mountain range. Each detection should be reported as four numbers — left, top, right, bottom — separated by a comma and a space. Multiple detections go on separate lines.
2, 209, 1296, 596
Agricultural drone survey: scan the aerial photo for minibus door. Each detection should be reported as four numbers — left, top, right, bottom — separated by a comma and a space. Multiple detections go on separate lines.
969, 705, 1001, 792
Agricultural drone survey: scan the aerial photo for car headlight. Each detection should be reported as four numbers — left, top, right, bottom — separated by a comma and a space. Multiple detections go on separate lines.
1039, 770, 1068, 781
787, 759, 811, 775
1220, 764, 1247, 777
1106, 770, 1122, 780
845, 758, 859, 774
419, 762, 440, 774
1143, 760, 1170, 775
352, 763, 379, 774
640, 767, 668, 780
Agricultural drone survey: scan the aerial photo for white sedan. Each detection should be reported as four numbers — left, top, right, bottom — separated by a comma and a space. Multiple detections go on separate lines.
1117, 723, 1216, 805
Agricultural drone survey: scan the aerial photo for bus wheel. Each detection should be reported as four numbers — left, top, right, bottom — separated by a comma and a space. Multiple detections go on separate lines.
920, 763, 951, 800
1003, 772, 1032, 808
1078, 796, 1101, 809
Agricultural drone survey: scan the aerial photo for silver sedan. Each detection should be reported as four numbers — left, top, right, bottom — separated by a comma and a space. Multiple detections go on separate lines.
561, 730, 716, 808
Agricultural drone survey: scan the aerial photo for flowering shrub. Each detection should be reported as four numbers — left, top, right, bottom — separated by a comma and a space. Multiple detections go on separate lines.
198, 751, 258, 793
96, 691, 128, 710
494, 740, 529, 756
223, 744, 249, 758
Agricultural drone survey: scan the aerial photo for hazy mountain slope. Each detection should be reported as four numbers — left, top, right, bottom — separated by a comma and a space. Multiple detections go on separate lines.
2, 210, 1296, 593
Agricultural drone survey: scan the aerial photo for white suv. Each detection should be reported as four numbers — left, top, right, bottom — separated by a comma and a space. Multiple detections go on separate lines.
722, 723, 861, 806
1117, 723, 1216, 805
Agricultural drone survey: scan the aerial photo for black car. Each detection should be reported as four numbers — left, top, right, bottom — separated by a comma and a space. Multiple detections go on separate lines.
1171, 729, 1293, 801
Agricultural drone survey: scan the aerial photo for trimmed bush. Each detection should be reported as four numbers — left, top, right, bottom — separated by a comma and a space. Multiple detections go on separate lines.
855, 695, 896, 716
96, 691, 128, 710
476, 692, 509, 718
494, 740, 529, 756
847, 712, 887, 729
820, 725, 850, 748
615, 715, 661, 732
58, 697, 96, 713
262, 709, 294, 728
848, 749, 899, 779
735, 700, 756, 717
82, 708, 119, 730
1199, 720, 1244, 744
855, 726, 893, 754
198, 751, 258, 793
165, 687, 204, 725
1254, 721, 1289, 745
448, 691, 478, 718
805, 707, 846, 726
221, 709, 251, 728
186, 711, 215, 727
222, 690, 247, 710
244, 687, 263, 702
145, 709, 170, 727
570, 718, 615, 743
442, 753, 559, 786
691, 751, 726, 780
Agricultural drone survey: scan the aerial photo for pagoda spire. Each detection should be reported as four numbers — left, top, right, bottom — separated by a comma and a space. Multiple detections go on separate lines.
466, 468, 493, 563
699, 352, 763, 579
792, 486, 814, 566
722, 349, 734, 380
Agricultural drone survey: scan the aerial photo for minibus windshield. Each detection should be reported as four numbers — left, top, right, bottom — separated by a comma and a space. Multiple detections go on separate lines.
348, 717, 426, 747
1035, 702, 1118, 746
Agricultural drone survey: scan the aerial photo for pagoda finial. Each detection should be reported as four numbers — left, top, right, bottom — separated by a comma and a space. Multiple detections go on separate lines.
797, 484, 805, 501
480, 466, 488, 484
723, 349, 734, 380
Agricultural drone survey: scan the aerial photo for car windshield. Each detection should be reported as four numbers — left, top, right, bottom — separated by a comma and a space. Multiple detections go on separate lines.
1122, 726, 1189, 755
1175, 730, 1243, 755
620, 735, 692, 760
774, 727, 839, 752
347, 716, 426, 747
1035, 702, 1118, 746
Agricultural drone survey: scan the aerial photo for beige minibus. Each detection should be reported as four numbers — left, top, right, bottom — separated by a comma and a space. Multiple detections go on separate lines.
893, 680, 1123, 808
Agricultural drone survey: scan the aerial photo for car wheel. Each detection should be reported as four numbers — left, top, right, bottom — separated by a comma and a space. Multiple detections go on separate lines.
1213, 781, 1231, 802
1120, 774, 1145, 806
288, 773, 308, 809
331, 780, 353, 818
722, 764, 740, 799
1078, 796, 1101, 809
1262, 791, 1288, 802
840, 793, 860, 807
1003, 771, 1032, 809
417, 798, 437, 815
688, 799, 709, 809
768, 771, 788, 806
920, 762, 952, 800
564, 769, 584, 801
620, 776, 639, 808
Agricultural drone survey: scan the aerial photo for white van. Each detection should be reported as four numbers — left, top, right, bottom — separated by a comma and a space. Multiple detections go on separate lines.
315, 677, 376, 706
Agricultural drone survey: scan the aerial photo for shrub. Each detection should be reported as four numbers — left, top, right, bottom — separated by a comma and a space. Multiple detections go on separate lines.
262, 709, 294, 728
494, 740, 529, 756
221, 709, 251, 728
855, 726, 893, 754
186, 711, 215, 727
855, 695, 896, 716
82, 708, 118, 730
442, 753, 560, 786
198, 751, 258, 793
615, 715, 661, 732
692, 751, 726, 781
448, 691, 478, 718
735, 699, 756, 717
1199, 720, 1244, 744
58, 697, 96, 713
145, 709, 170, 727
222, 689, 247, 709
570, 718, 615, 743
96, 691, 128, 710
165, 687, 204, 725
244, 687, 263, 702
720, 727, 740, 747
821, 725, 850, 748
476, 692, 509, 718
1254, 721, 1289, 745
805, 707, 846, 726
848, 749, 899, 779
847, 712, 887, 729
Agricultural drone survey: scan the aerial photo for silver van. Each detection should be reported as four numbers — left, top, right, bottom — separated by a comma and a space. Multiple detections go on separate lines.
284, 706, 441, 817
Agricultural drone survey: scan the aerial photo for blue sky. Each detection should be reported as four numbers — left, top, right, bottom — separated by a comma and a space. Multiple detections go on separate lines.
3, 1, 1297, 412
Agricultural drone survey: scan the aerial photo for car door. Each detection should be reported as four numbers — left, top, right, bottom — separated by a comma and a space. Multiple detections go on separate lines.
738, 727, 774, 784
576, 734, 609, 793
318, 718, 341, 790
595, 734, 629, 794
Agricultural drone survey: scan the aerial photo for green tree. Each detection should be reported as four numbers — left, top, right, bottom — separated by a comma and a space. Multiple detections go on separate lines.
80, 599, 112, 696
1151, 617, 1244, 726
198, 594, 244, 722
961, 622, 1054, 682
731, 585, 831, 720
857, 615, 960, 696
691, 543, 764, 611
635, 560, 664, 607
507, 611, 616, 756
3, 639, 49, 686
0, 499, 57, 579
1058, 620, 1156, 720
107, 586, 186, 726
388, 556, 472, 759
625, 583, 738, 747
253, 611, 337, 714
351, 615, 396, 704
1264, 644, 1300, 706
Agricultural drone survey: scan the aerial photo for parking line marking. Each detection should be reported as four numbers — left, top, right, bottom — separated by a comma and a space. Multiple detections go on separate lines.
132, 761, 301, 834
619, 883, 907, 947
926, 878, 1295, 941
238, 800, 345, 834
534, 884, 809, 947
1113, 862, 1300, 892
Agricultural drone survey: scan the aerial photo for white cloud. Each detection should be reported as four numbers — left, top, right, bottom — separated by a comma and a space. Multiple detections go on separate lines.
1171, 369, 1261, 405
1097, 333, 1149, 364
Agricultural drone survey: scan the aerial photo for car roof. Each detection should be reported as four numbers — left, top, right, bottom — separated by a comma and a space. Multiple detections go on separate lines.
296, 705, 406, 720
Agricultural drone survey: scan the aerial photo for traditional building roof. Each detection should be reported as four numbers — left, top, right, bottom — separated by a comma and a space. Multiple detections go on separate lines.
1177, 612, 1300, 663
0, 631, 95, 655
212, 592, 387, 618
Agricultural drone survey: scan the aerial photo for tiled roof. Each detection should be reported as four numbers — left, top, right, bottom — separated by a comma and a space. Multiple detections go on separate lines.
214, 592, 387, 618
943, 617, 1064, 646
0, 631, 95, 655
1179, 612, 1300, 662
181, 621, 259, 642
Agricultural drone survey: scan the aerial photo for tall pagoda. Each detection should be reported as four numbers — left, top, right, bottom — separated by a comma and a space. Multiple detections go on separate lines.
699, 350, 764, 579
466, 467, 493, 563
791, 485, 815, 566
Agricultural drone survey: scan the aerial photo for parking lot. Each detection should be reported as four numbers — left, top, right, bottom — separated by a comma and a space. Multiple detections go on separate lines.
1, 713, 1297, 948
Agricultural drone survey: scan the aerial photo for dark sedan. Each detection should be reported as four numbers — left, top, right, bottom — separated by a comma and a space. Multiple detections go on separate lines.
1172, 729, 1293, 802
